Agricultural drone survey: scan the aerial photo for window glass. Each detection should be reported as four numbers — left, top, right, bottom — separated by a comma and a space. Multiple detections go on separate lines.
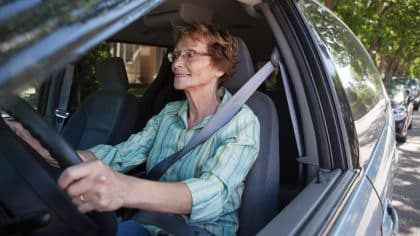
73, 43, 167, 106
1, 81, 40, 119
299, 0, 387, 166
110, 43, 167, 98
17, 81, 40, 109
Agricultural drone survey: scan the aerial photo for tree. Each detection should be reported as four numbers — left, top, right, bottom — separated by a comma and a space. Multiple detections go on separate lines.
324, 0, 340, 11
73, 43, 110, 107
322, 0, 420, 80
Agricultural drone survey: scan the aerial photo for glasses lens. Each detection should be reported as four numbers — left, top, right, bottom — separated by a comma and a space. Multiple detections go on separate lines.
185, 50, 196, 59
168, 50, 203, 62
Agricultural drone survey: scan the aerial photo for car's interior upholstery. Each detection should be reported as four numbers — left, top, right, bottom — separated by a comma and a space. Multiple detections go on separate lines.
62, 57, 138, 149
265, 73, 300, 208
222, 38, 280, 235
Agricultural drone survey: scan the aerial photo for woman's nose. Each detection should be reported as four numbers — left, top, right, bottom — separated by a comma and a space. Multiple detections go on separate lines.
172, 56, 184, 68
171, 59, 182, 71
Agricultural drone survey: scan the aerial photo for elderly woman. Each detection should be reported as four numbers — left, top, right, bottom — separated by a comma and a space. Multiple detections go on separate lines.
9, 24, 260, 236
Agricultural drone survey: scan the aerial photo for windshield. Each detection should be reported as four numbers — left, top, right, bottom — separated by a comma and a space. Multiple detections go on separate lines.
0, 0, 164, 99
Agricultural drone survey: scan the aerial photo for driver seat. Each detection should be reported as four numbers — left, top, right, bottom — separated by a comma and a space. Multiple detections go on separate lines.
62, 57, 138, 149
223, 38, 280, 235
132, 39, 279, 235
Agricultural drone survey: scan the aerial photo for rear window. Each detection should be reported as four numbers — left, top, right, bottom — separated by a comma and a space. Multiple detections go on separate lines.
73, 43, 167, 105
109, 42, 167, 98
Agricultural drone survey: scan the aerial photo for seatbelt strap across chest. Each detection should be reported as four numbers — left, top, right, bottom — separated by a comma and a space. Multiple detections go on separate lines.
147, 53, 278, 181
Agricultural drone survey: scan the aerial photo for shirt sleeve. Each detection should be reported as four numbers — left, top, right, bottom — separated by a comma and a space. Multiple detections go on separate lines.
89, 114, 161, 173
182, 108, 260, 223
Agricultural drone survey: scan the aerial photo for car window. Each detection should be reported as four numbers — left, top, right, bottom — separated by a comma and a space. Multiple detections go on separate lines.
17, 81, 40, 109
298, 0, 387, 166
72, 43, 167, 107
1, 81, 40, 119
109, 42, 167, 98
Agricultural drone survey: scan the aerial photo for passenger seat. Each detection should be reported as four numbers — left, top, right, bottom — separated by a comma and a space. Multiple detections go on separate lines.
62, 57, 138, 149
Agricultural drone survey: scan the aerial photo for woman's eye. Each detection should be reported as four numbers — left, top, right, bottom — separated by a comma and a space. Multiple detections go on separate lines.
186, 51, 195, 58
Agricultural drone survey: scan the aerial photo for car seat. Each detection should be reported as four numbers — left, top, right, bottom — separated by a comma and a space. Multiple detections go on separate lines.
62, 57, 138, 149
223, 38, 280, 235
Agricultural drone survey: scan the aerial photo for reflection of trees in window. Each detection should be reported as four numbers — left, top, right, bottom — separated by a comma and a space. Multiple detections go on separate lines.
74, 43, 110, 104
300, 0, 384, 120
0, 0, 124, 64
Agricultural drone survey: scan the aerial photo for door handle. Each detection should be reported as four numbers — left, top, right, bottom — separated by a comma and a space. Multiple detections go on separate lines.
382, 203, 399, 236
387, 205, 399, 235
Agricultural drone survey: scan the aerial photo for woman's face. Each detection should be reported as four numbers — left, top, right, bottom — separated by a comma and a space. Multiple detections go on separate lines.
171, 36, 224, 92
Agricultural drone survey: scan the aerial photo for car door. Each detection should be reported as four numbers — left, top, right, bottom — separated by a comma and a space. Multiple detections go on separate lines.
258, 0, 398, 235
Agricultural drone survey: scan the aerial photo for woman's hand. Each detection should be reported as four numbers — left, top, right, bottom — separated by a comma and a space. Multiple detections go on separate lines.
58, 160, 129, 213
5, 120, 58, 167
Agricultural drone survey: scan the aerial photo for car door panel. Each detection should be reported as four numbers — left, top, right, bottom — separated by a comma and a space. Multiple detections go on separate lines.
365, 109, 398, 202
258, 169, 344, 235
329, 174, 382, 236
259, 168, 383, 235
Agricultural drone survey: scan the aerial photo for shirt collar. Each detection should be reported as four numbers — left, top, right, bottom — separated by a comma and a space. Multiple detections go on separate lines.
177, 87, 232, 130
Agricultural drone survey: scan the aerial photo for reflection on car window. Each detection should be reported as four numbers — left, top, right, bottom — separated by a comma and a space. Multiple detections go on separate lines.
16, 81, 40, 109
299, 0, 384, 120
299, 0, 386, 166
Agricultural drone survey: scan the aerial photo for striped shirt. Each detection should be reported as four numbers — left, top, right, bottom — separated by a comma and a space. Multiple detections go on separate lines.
90, 89, 260, 235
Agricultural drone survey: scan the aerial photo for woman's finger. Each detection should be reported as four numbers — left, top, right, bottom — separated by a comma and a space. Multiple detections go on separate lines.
58, 160, 104, 190
66, 176, 95, 199
71, 193, 87, 206
78, 201, 96, 213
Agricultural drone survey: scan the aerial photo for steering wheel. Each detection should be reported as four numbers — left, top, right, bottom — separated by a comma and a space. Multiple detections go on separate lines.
0, 96, 116, 236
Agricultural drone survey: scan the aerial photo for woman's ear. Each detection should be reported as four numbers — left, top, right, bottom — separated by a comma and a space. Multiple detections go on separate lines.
214, 67, 225, 78
216, 71, 224, 78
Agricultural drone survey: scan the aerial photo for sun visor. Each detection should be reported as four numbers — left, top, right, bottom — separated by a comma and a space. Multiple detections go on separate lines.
143, 3, 213, 27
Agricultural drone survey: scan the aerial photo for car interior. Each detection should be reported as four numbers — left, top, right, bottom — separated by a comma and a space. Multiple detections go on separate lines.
0, 0, 322, 235
58, 0, 305, 213
62, 57, 139, 150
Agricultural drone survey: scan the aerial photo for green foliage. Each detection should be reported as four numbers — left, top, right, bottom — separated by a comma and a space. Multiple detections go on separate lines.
127, 87, 148, 98
74, 43, 110, 102
323, 0, 419, 80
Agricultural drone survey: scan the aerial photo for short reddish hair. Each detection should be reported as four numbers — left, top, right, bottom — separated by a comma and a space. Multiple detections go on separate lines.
174, 23, 239, 82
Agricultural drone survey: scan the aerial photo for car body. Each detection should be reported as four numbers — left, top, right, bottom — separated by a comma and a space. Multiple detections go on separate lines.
384, 81, 414, 142
0, 0, 399, 235
392, 77, 420, 110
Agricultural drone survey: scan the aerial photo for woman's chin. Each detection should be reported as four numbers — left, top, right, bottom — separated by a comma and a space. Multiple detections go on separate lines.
173, 81, 189, 90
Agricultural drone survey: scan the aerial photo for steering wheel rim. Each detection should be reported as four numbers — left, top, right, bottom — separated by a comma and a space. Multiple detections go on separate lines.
3, 96, 83, 168
1, 96, 116, 236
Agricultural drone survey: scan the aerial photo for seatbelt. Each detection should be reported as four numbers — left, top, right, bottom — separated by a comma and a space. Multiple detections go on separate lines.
147, 51, 278, 180
54, 64, 74, 131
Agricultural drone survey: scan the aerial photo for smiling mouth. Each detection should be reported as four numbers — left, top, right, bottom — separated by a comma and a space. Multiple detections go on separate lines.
175, 74, 190, 78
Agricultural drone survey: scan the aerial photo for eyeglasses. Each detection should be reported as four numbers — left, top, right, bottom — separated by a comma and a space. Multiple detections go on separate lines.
167, 49, 210, 63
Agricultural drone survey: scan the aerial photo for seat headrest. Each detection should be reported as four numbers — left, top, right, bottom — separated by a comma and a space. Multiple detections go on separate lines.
96, 57, 129, 91
222, 38, 254, 90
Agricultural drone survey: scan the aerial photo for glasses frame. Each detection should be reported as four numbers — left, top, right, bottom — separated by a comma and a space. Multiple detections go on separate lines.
167, 49, 211, 63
